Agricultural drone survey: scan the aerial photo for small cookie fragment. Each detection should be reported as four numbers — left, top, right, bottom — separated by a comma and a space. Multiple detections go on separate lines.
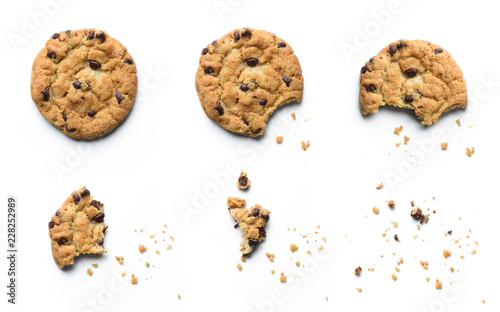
48, 186, 107, 268
87, 268, 93, 276
394, 125, 403, 135
280, 272, 287, 283
443, 249, 452, 258
466, 147, 475, 157
391, 273, 398, 281
354, 266, 362, 276
290, 244, 299, 252
276, 136, 284, 143
131, 274, 138, 284
291, 112, 296, 120
376, 183, 384, 190
372, 207, 380, 214
387, 200, 395, 208
441, 142, 448, 150
435, 279, 442, 289
236, 171, 251, 189
228, 197, 270, 256
237, 263, 243, 271
301, 141, 310, 151
139, 245, 147, 253
404, 136, 410, 144
456, 119, 461, 126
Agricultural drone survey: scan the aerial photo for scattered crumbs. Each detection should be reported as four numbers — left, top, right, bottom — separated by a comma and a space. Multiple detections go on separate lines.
356, 288, 362, 292
291, 112, 296, 120
391, 221, 398, 228
376, 183, 384, 190
115, 256, 124, 265
266, 253, 275, 262
404, 135, 410, 144
178, 294, 181, 300
443, 250, 452, 259
372, 207, 380, 214
435, 279, 442, 289
482, 300, 485, 304
301, 141, 310, 151
466, 147, 475, 157
394, 267, 400, 272
471, 249, 477, 255
396, 142, 401, 147
382, 233, 386, 237
139, 245, 147, 253
460, 255, 465, 259
456, 119, 461, 126
450, 267, 455, 272
306, 251, 312, 255
354, 266, 362, 276
276, 136, 284, 144
441, 142, 448, 150
170, 236, 175, 241
237, 263, 243, 271
391, 273, 398, 281
87, 268, 93, 276
271, 268, 275, 274
398, 257, 403, 265
394, 125, 403, 135
92, 263, 98, 268
387, 200, 395, 208
145, 262, 150, 267
280, 272, 287, 283
295, 261, 300, 266
167, 244, 172, 250
121, 271, 126, 277
420, 261, 429, 270
290, 244, 299, 252
318, 245, 324, 251
156, 250, 160, 255
131, 274, 138, 284
426, 276, 430, 282
241, 256, 246, 262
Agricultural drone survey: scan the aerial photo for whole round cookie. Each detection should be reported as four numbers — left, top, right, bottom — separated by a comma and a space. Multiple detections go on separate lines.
31, 29, 137, 140
359, 39, 467, 125
48, 186, 107, 268
195, 27, 303, 137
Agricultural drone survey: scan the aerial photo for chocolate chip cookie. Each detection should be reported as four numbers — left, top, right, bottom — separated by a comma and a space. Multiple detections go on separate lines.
48, 186, 107, 268
228, 196, 269, 256
195, 27, 303, 137
359, 40, 467, 125
31, 29, 137, 139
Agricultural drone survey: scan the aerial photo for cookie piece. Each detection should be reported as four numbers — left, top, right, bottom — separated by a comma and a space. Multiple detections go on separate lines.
48, 186, 107, 268
228, 197, 269, 256
195, 27, 303, 137
31, 29, 138, 139
236, 171, 251, 189
359, 39, 467, 125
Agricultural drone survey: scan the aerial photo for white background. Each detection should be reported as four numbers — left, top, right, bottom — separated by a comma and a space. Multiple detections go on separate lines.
1, 0, 499, 311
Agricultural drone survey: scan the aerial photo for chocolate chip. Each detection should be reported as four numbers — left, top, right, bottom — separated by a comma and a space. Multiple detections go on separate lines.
93, 212, 105, 223
115, 91, 124, 104
394, 234, 399, 241
87, 109, 96, 117
249, 207, 260, 217
80, 188, 90, 197
47, 51, 56, 59
91, 200, 103, 208
234, 224, 239, 229
51, 33, 60, 39
57, 237, 68, 245
404, 95, 414, 103
41, 87, 50, 101
65, 30, 71, 35
212, 40, 217, 45
369, 57, 375, 62
202, 47, 209, 55
238, 175, 248, 187
251, 128, 261, 134
234, 31, 240, 41
397, 40, 406, 49
259, 227, 266, 237
87, 30, 95, 40
103, 225, 108, 234
124, 58, 133, 64
62, 112, 67, 121
214, 102, 224, 115
73, 193, 81, 204
66, 125, 76, 132
242, 118, 249, 126
245, 58, 258, 66
389, 44, 397, 56
282, 75, 292, 87
241, 28, 251, 37
411, 208, 423, 220
204, 67, 214, 74
73, 80, 82, 89
98, 239, 104, 245
240, 83, 249, 92
55, 209, 60, 216
361, 66, 368, 74
258, 98, 267, 106
89, 60, 101, 69
277, 42, 286, 48
405, 68, 418, 78
434, 48, 443, 54
248, 238, 259, 247
365, 84, 376, 92
48, 221, 55, 229
96, 32, 106, 40
261, 213, 269, 221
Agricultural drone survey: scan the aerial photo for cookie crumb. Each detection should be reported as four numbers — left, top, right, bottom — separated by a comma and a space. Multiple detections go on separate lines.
115, 256, 124, 265
443, 250, 452, 259
372, 207, 380, 214
394, 125, 403, 135
276, 136, 284, 144
394, 267, 400, 272
391, 273, 397, 281
266, 253, 275, 262
295, 261, 300, 266
456, 119, 461, 126
471, 249, 477, 255
426, 276, 430, 282
354, 266, 362, 276
271, 268, 275, 274
450, 267, 455, 272
301, 141, 310, 151
387, 200, 395, 208
290, 244, 299, 252
139, 245, 147, 253
178, 294, 181, 299
420, 261, 429, 269
280, 272, 287, 282
121, 271, 126, 277
87, 268, 93, 276
145, 262, 150, 267
404, 135, 410, 144
441, 142, 448, 150
291, 113, 296, 120
356, 288, 362, 292
92, 263, 98, 268
131, 274, 138, 284
237, 171, 251, 189
466, 147, 475, 157
435, 279, 442, 289
237, 263, 243, 271
376, 183, 384, 190
398, 257, 404, 265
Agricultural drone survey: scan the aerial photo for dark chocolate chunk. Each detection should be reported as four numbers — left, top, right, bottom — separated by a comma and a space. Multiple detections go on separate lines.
204, 67, 214, 74
234, 31, 240, 41
87, 109, 96, 117
124, 58, 133, 64
87, 30, 95, 40
73, 80, 82, 89
240, 83, 249, 91
51, 33, 60, 39
65, 125, 76, 132
57, 237, 68, 245
80, 188, 90, 197
397, 40, 406, 48
238, 175, 248, 187
242, 118, 249, 125
361, 66, 367, 74
48, 221, 55, 229
214, 102, 224, 115
41, 87, 50, 101
115, 91, 124, 104
241, 28, 251, 37
259, 227, 266, 237
62, 112, 67, 121
389, 44, 397, 56
248, 238, 259, 247
47, 51, 56, 59
258, 98, 267, 106
249, 207, 260, 217
202, 47, 209, 55
404, 95, 413, 103
89, 60, 101, 69
73, 193, 80, 204
434, 48, 443, 54
282, 75, 292, 87
365, 84, 376, 92
245, 58, 258, 66
405, 68, 418, 78
96, 31, 106, 40
277, 42, 286, 48
93, 212, 105, 223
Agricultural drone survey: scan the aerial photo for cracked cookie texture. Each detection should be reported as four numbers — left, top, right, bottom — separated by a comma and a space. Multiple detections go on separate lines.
228, 196, 269, 256
359, 39, 467, 125
195, 27, 303, 137
48, 186, 107, 268
31, 29, 137, 139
